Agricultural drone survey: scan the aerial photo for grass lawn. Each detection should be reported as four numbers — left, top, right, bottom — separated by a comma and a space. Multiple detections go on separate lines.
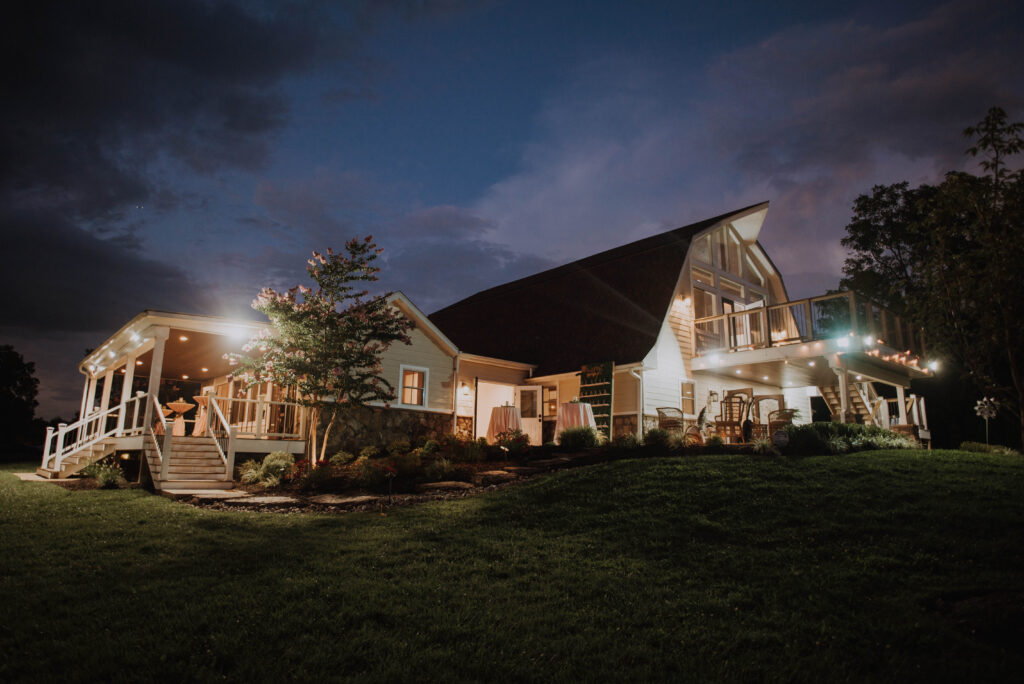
2, 450, 1023, 682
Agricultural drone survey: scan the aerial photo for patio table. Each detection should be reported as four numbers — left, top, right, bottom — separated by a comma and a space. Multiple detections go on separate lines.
486, 404, 523, 443
554, 402, 597, 438
191, 394, 209, 436
166, 398, 195, 437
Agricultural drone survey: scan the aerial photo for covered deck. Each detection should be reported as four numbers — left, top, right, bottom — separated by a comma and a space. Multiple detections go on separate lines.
692, 291, 933, 437
40, 311, 307, 484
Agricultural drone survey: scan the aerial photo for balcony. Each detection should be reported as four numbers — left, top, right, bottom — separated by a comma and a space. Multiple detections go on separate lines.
694, 291, 926, 358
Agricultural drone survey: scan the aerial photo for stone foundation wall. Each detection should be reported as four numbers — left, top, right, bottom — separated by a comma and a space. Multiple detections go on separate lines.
319, 406, 455, 455
455, 416, 474, 440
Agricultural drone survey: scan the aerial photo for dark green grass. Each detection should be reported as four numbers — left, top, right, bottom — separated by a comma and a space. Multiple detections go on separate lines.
2, 450, 1023, 682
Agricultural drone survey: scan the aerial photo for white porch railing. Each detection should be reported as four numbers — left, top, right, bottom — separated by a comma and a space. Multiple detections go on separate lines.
207, 395, 237, 479
695, 291, 927, 357
41, 392, 307, 473
43, 394, 149, 471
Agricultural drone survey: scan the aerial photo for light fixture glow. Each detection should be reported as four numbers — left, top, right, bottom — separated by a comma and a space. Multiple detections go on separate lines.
855, 375, 862, 380
201, 367, 209, 373
179, 335, 189, 342
808, 361, 816, 367
928, 360, 939, 371
863, 335, 875, 346
836, 337, 850, 348
182, 374, 189, 379
136, 360, 143, 365
735, 370, 742, 375
762, 375, 769, 381
460, 383, 470, 397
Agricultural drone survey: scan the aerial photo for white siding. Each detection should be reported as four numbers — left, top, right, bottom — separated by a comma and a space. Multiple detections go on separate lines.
612, 368, 638, 414
379, 325, 454, 412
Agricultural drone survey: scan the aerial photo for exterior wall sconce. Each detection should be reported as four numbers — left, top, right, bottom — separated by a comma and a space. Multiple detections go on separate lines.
460, 383, 470, 397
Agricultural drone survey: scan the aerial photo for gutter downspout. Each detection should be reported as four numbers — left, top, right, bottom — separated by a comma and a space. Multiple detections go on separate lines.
630, 366, 645, 438
451, 354, 460, 434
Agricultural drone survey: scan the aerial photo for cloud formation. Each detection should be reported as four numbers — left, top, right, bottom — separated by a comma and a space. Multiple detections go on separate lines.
464, 0, 1024, 296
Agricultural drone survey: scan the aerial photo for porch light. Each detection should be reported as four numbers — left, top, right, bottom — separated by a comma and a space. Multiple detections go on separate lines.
863, 335, 874, 347
182, 374, 189, 380
179, 335, 189, 342
108, 350, 116, 358
120, 369, 126, 374
763, 376, 769, 381
136, 360, 143, 365
928, 360, 939, 371
682, 296, 691, 307
855, 375, 862, 380
201, 367, 209, 373
130, 333, 140, 342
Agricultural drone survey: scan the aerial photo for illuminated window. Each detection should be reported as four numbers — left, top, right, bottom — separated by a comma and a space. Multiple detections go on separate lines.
720, 277, 744, 299
400, 367, 427, 406
746, 255, 765, 287
724, 229, 742, 275
692, 234, 712, 264
694, 287, 716, 318
692, 266, 715, 288
681, 381, 696, 415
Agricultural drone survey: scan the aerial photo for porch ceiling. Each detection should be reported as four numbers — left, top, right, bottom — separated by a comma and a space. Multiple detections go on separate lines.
692, 341, 930, 389
132, 328, 244, 383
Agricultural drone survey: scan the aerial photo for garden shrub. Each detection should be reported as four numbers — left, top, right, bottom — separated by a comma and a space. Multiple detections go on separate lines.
424, 457, 473, 482
329, 450, 355, 466
611, 434, 640, 450
360, 445, 381, 460
496, 429, 530, 456
959, 441, 1022, 456
422, 439, 440, 455
703, 434, 726, 454
783, 422, 917, 456
751, 437, 779, 456
260, 451, 295, 482
393, 449, 422, 478
238, 459, 261, 484
295, 462, 334, 492
643, 428, 671, 451
356, 458, 397, 491
559, 426, 599, 451
387, 439, 411, 456
83, 462, 124, 489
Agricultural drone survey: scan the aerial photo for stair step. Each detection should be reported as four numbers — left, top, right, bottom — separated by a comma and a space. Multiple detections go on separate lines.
160, 472, 231, 481
165, 465, 226, 474
156, 479, 234, 491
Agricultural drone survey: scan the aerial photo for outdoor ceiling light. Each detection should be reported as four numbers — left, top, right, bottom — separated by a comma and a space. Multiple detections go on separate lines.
179, 335, 189, 341
136, 360, 143, 365
201, 367, 209, 373
836, 337, 850, 348
182, 374, 189, 379
863, 335, 874, 346
808, 361, 816, 367
928, 360, 939, 371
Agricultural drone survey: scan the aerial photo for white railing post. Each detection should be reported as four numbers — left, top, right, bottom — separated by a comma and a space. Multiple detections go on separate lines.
255, 397, 266, 439
226, 427, 237, 481
42, 427, 55, 467
132, 393, 143, 433
54, 423, 68, 461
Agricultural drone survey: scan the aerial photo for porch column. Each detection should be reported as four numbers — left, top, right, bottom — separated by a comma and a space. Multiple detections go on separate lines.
896, 385, 908, 425
141, 327, 170, 429
99, 370, 114, 414
86, 375, 99, 415
834, 368, 850, 423
117, 355, 137, 434
78, 376, 90, 422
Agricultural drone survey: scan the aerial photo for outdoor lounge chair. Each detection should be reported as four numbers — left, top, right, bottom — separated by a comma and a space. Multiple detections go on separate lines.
716, 395, 747, 443
656, 407, 684, 436
768, 408, 798, 434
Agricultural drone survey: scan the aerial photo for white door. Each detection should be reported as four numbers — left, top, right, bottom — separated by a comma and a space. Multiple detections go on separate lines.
515, 386, 543, 446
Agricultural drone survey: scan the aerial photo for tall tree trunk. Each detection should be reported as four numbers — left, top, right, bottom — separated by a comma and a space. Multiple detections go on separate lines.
319, 407, 338, 463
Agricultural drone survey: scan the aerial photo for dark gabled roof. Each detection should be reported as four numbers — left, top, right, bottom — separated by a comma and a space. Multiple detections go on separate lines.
429, 203, 767, 376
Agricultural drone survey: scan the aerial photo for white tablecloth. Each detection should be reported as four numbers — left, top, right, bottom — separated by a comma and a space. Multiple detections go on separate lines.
486, 405, 523, 443
555, 402, 597, 438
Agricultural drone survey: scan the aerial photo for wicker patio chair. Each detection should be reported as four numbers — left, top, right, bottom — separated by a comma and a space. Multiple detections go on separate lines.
656, 407, 684, 436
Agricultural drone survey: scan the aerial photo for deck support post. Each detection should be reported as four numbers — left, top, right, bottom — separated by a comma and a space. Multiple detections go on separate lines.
896, 385, 908, 425
834, 367, 850, 423
98, 370, 114, 435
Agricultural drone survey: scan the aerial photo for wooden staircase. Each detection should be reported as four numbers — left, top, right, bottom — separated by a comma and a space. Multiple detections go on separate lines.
36, 439, 117, 479
145, 436, 234, 491
818, 384, 875, 425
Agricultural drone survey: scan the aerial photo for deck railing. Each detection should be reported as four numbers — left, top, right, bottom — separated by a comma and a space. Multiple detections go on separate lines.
214, 395, 306, 440
694, 291, 925, 357
43, 394, 150, 471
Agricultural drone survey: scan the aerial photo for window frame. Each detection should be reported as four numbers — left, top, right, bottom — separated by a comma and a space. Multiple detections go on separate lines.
397, 364, 429, 408
681, 381, 696, 416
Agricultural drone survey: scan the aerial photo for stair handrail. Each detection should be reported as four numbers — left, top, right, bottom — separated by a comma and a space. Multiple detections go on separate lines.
207, 395, 236, 480
149, 394, 175, 480
47, 397, 140, 471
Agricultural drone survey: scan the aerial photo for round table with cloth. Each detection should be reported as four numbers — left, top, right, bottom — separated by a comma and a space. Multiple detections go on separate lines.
554, 402, 597, 439
486, 405, 523, 443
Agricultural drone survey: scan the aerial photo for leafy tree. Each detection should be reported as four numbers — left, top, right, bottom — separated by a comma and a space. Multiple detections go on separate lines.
229, 237, 413, 464
0, 345, 40, 448
839, 107, 1024, 446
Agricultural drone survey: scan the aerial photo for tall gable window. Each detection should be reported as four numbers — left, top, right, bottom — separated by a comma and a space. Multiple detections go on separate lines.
400, 366, 428, 407
690, 224, 772, 318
